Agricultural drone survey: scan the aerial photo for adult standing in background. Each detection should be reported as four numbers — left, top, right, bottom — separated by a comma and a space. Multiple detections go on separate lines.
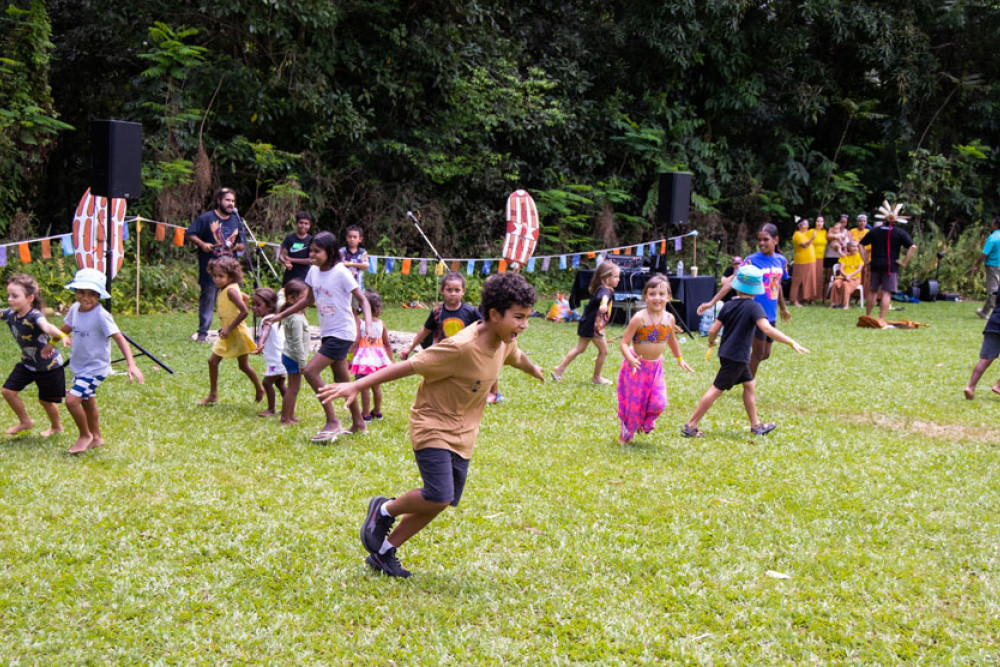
973, 215, 1000, 318
789, 217, 817, 306
860, 211, 916, 321
812, 216, 827, 303
279, 211, 315, 285
186, 187, 245, 342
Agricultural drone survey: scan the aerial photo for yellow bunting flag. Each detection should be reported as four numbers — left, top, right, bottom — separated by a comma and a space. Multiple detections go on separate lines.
41, 239, 52, 259
435, 260, 447, 276
18, 243, 31, 264
401, 258, 412, 275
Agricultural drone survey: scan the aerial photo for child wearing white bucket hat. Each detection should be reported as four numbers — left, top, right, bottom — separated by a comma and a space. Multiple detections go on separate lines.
681, 265, 809, 438
57, 268, 144, 454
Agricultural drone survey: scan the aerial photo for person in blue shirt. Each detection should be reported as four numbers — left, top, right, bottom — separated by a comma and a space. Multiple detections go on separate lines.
973, 215, 1000, 319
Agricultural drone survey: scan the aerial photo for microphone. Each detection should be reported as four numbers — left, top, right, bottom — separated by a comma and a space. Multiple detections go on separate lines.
406, 211, 420, 223
231, 206, 241, 219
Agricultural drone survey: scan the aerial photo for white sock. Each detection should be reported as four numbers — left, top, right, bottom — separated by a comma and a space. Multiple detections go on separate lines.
379, 538, 395, 554
380, 503, 393, 518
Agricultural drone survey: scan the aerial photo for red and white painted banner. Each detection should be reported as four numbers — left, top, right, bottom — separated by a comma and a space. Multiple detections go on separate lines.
502, 189, 540, 269
72, 188, 126, 274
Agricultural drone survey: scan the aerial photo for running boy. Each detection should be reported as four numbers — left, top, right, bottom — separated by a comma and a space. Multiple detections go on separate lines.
681, 265, 808, 438
319, 273, 544, 578
963, 287, 1000, 399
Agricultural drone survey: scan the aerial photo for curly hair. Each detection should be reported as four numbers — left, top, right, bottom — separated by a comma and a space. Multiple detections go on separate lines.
207, 255, 243, 284
441, 271, 465, 290
6, 274, 45, 310
480, 273, 536, 320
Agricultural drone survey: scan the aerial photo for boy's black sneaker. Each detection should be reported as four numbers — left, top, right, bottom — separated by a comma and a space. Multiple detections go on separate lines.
366, 548, 411, 578
361, 496, 395, 554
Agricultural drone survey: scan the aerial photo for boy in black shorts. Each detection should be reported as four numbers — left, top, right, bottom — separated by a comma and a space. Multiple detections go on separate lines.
319, 273, 544, 577
681, 265, 809, 438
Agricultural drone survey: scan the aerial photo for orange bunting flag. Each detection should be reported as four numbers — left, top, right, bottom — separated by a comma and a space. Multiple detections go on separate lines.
451, 260, 459, 272
401, 258, 412, 275
660, 240, 667, 254
41, 239, 52, 259
155, 223, 166, 241
499, 259, 508, 273
587, 251, 595, 259
624, 246, 633, 256
612, 248, 621, 255
18, 243, 31, 264
173, 227, 185, 246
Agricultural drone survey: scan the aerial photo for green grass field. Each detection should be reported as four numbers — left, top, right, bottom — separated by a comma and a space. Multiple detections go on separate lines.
1, 298, 998, 664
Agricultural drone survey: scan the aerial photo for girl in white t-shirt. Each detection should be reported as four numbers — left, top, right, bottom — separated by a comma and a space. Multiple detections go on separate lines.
271, 231, 373, 442
251, 287, 286, 417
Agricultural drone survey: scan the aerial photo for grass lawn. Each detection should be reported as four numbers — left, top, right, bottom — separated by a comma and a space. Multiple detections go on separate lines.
1, 297, 998, 664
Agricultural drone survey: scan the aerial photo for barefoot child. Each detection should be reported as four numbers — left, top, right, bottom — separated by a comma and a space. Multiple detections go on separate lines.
697, 223, 791, 377
198, 256, 264, 406
399, 272, 482, 359
551, 260, 620, 384
276, 279, 310, 424
682, 265, 808, 438
251, 287, 286, 417
320, 273, 544, 578
271, 231, 373, 442
348, 290, 394, 422
58, 269, 144, 454
2, 274, 68, 436
963, 289, 1000, 400
617, 274, 694, 443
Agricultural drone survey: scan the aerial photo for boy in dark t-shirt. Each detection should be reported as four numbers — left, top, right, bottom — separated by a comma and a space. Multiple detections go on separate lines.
278, 211, 314, 284
400, 272, 483, 358
681, 265, 809, 438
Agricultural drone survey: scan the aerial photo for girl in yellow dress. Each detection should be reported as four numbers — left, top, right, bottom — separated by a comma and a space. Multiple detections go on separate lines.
199, 256, 264, 405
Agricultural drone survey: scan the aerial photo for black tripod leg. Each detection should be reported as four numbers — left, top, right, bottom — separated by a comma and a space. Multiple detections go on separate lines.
668, 300, 695, 339
111, 332, 174, 374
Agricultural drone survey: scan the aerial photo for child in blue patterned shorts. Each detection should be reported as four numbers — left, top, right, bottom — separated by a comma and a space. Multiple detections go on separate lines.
56, 269, 144, 454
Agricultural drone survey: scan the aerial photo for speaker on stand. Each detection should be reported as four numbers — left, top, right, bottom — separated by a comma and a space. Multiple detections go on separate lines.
657, 172, 692, 227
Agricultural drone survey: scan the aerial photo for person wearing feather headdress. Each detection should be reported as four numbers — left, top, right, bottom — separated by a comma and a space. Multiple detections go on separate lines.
859, 202, 916, 321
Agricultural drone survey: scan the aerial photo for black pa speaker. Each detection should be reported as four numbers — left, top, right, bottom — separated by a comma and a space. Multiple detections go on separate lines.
920, 279, 939, 302
657, 172, 692, 226
91, 120, 142, 199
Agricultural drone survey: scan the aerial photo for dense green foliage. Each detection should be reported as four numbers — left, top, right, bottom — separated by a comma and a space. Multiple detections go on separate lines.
4, 1, 1000, 283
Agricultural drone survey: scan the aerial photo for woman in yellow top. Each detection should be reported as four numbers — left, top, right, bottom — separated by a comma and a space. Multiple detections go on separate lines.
789, 217, 817, 306
829, 241, 864, 308
812, 216, 827, 303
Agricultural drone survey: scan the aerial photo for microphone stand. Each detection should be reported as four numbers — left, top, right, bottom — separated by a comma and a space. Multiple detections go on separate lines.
231, 207, 278, 339
714, 237, 723, 290
406, 211, 446, 352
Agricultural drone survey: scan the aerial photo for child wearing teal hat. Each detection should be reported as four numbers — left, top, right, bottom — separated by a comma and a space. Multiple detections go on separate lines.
681, 265, 809, 438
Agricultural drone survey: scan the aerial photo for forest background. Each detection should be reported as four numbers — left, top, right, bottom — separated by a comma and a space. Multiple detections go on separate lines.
3, 0, 1000, 302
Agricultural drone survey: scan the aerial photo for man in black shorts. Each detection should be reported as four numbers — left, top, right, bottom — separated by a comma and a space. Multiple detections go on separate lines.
860, 212, 916, 321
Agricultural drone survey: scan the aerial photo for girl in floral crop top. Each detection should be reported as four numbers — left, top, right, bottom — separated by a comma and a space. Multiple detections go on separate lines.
616, 274, 693, 444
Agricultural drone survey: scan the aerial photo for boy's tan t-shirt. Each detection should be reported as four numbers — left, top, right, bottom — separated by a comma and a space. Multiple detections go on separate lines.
408, 323, 519, 459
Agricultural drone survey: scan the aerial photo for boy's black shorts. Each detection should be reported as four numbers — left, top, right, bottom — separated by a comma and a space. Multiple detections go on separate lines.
713, 357, 754, 391
4, 363, 65, 403
981, 332, 1000, 360
414, 446, 470, 507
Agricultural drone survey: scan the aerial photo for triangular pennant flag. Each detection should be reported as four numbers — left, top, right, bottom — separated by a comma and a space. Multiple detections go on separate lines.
18, 243, 31, 264
571, 254, 581, 268
466, 259, 475, 275
636, 244, 644, 257
155, 223, 166, 241
369, 256, 377, 273
526, 257, 536, 273
542, 257, 551, 271
418, 259, 427, 275
121, 221, 129, 241
174, 227, 185, 246
41, 239, 52, 259
674, 237, 682, 251
481, 259, 492, 274
559, 255, 567, 269
401, 258, 412, 275
61, 235, 74, 255
0, 246, 7, 267
498, 259, 507, 274
435, 260, 446, 276
385, 258, 395, 273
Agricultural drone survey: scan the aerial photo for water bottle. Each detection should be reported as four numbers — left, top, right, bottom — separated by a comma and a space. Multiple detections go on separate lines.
676, 259, 684, 276
698, 308, 714, 336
